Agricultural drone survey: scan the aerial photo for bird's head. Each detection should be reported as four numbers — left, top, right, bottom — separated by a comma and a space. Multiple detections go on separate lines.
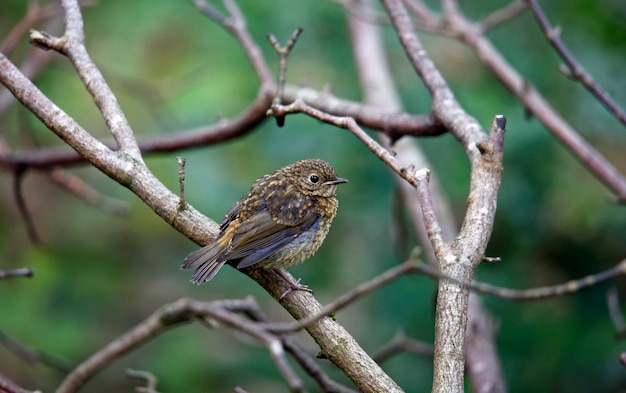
285, 159, 348, 198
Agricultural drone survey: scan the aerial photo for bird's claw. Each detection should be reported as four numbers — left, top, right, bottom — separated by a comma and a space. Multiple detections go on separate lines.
279, 277, 313, 300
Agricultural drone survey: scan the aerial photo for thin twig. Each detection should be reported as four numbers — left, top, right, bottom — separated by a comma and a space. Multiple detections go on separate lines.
267, 27, 303, 126
191, 0, 273, 84
192, 305, 306, 392
1, 89, 273, 169
176, 156, 187, 211
416, 259, 626, 301
372, 330, 434, 364
267, 98, 420, 188
480, 0, 528, 32
526, 0, 626, 129
282, 85, 446, 140
0, 329, 74, 372
0, 46, 54, 115
266, 256, 626, 336
282, 337, 358, 393
0, 268, 34, 280
231, 297, 357, 393
48, 167, 130, 216
265, 261, 419, 333
30, 0, 142, 159
0, 372, 38, 393
382, 0, 487, 158
0, 0, 66, 54
12, 166, 42, 244
414, 168, 447, 258
56, 298, 306, 393
607, 287, 626, 340
406, 1, 626, 201
126, 369, 161, 393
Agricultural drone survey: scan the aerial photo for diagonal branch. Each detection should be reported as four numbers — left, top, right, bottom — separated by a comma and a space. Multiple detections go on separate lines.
0, 51, 219, 246
407, 1, 626, 201
267, 99, 420, 188
480, 1, 528, 32
191, 0, 274, 86
0, 268, 34, 280
526, 0, 626, 129
56, 298, 302, 393
29, 0, 141, 159
382, 0, 486, 156
12, 166, 42, 244
0, 372, 37, 393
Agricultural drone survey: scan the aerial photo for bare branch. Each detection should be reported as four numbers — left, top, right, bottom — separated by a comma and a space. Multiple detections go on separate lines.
349, 4, 506, 388
267, 27, 304, 126
480, 1, 528, 32
12, 167, 42, 244
282, 338, 359, 393
176, 156, 187, 211
282, 85, 446, 140
191, 0, 273, 85
0, 48, 54, 115
1, 89, 273, 169
607, 287, 626, 340
372, 330, 434, 364
0, 0, 72, 55
382, 0, 486, 158
267, 99, 421, 188
0, 268, 33, 280
56, 297, 347, 393
414, 168, 447, 256
55, 298, 232, 393
0, 52, 219, 246
265, 261, 419, 334
245, 268, 403, 393
30, 0, 141, 159
0, 372, 38, 393
465, 295, 507, 393
224, 297, 358, 393
0, 329, 74, 372
526, 0, 626, 129
407, 2, 626, 201
48, 167, 130, 216
416, 259, 626, 301
126, 369, 161, 393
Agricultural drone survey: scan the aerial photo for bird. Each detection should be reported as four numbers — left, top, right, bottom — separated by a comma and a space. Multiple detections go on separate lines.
182, 159, 347, 298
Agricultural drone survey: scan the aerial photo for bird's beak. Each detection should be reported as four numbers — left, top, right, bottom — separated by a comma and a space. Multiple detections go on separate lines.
324, 177, 348, 185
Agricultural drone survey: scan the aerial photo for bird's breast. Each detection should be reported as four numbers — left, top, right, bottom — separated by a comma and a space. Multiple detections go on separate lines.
260, 215, 333, 269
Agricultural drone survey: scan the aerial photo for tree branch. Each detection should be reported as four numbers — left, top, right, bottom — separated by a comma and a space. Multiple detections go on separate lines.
406, 2, 626, 201
0, 373, 37, 393
381, 2, 507, 392
525, 0, 626, 128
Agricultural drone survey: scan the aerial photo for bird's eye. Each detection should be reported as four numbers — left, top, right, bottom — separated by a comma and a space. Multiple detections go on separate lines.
309, 174, 320, 183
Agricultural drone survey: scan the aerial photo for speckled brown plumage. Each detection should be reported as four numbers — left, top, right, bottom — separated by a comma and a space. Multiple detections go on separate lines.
182, 159, 347, 293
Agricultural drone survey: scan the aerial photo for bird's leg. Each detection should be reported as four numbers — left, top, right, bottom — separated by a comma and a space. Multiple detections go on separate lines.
275, 269, 313, 299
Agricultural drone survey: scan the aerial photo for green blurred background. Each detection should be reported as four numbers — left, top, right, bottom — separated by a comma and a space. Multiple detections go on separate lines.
1, 0, 626, 392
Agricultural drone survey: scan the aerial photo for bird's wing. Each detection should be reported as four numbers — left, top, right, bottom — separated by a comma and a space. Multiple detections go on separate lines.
226, 209, 318, 269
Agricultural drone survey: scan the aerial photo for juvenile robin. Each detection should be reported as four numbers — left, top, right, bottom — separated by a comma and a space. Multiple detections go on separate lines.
182, 159, 347, 298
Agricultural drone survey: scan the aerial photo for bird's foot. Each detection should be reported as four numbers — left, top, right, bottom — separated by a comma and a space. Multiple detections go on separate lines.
275, 270, 313, 300
279, 277, 313, 300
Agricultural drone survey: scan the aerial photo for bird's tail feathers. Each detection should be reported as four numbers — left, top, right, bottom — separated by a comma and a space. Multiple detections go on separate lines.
181, 244, 226, 284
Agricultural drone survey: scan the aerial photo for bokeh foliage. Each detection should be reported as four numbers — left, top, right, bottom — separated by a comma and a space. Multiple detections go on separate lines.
1, 1, 626, 392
